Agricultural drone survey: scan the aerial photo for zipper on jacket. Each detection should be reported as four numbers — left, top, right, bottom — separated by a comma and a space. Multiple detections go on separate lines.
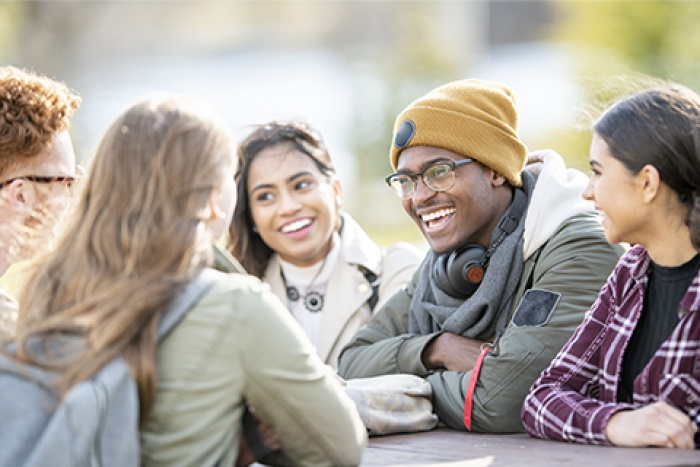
489, 329, 505, 356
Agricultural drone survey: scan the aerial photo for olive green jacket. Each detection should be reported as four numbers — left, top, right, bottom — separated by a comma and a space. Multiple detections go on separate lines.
338, 211, 624, 433
141, 246, 367, 466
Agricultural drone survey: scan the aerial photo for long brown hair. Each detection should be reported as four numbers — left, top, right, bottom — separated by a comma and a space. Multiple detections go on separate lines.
227, 120, 337, 277
13, 95, 234, 424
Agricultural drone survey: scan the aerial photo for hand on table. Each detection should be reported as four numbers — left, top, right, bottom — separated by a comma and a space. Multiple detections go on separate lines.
606, 401, 697, 449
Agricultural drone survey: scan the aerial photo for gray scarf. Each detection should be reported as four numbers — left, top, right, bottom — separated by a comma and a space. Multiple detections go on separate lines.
409, 171, 535, 339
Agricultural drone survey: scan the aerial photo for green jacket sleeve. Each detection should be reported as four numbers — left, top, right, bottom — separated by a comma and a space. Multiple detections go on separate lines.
339, 213, 624, 434
337, 267, 440, 378
433, 213, 625, 432
236, 280, 367, 466
144, 270, 366, 467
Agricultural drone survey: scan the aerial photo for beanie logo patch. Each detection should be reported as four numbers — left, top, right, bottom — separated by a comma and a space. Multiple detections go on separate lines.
394, 119, 416, 149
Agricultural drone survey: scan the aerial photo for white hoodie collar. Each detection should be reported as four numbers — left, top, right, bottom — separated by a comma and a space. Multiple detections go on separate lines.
522, 149, 597, 260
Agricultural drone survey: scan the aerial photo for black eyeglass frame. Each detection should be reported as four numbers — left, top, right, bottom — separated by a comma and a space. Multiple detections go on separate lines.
0, 175, 79, 190
385, 158, 475, 199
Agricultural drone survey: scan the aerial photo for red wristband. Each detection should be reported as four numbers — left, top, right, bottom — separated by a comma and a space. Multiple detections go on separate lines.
463, 343, 491, 431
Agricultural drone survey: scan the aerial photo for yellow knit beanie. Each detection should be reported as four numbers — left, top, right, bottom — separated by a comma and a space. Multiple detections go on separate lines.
390, 79, 528, 187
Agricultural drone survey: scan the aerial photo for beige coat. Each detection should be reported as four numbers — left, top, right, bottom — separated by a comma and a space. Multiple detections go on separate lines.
263, 214, 423, 368
141, 247, 367, 466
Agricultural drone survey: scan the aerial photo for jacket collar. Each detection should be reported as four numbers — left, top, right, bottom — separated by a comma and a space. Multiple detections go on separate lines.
212, 243, 246, 274
627, 244, 700, 315
263, 214, 383, 365
628, 245, 651, 281
337, 213, 383, 275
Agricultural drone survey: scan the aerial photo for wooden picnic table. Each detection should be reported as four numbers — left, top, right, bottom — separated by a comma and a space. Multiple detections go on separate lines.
360, 427, 700, 466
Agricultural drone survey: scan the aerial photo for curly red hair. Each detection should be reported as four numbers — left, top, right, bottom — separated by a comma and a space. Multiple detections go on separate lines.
0, 66, 81, 177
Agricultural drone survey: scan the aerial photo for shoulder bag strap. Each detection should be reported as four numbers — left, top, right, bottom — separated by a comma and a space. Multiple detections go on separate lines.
157, 268, 219, 342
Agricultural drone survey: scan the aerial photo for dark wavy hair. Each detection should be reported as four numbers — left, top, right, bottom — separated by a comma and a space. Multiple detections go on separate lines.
227, 120, 337, 277
594, 84, 700, 250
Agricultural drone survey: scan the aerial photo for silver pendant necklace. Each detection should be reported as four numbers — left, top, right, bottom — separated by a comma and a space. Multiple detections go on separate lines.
282, 257, 327, 313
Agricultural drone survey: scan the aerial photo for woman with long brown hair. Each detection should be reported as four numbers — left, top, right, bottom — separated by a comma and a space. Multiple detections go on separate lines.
228, 120, 421, 368
9, 95, 366, 465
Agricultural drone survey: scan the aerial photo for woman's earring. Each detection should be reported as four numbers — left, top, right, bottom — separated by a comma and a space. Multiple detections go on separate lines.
252, 225, 259, 233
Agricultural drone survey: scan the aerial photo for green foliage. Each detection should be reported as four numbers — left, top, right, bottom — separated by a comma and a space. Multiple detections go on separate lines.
353, 4, 463, 183
365, 217, 426, 251
551, 0, 700, 89
348, 4, 466, 244
0, 2, 24, 60
545, 1, 700, 171
532, 125, 592, 174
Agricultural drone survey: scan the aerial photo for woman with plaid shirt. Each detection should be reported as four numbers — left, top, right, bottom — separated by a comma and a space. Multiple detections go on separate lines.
522, 83, 700, 449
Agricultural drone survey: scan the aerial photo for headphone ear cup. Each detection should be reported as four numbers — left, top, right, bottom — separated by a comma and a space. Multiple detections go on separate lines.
435, 244, 487, 299
433, 253, 461, 298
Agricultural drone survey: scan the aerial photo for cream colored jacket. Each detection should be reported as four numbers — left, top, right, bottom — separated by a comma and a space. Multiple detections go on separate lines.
0, 288, 17, 341
141, 247, 367, 466
263, 214, 423, 368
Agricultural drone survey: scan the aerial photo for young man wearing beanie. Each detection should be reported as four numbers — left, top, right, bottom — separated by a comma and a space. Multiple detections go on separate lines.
337, 79, 624, 433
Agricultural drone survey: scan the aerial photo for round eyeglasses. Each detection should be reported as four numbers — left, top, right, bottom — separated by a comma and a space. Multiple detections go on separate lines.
385, 158, 475, 199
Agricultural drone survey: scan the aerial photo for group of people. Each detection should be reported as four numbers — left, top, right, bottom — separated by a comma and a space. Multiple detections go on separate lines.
0, 63, 697, 467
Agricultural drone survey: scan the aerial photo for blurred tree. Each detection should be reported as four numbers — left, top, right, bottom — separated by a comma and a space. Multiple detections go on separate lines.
347, 2, 473, 245
353, 4, 466, 181
0, 2, 25, 61
548, 0, 700, 168
552, 0, 700, 86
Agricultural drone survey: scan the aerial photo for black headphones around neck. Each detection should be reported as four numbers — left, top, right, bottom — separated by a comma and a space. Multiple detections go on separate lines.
432, 188, 528, 299
433, 243, 488, 298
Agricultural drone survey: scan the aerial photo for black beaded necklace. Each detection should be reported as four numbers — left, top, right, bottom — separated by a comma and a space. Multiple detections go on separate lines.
281, 257, 328, 313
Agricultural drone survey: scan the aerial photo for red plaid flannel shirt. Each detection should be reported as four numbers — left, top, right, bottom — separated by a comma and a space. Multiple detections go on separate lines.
522, 245, 700, 445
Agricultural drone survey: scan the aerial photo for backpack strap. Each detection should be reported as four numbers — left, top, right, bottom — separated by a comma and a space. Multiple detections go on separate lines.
155, 269, 274, 463
157, 268, 219, 342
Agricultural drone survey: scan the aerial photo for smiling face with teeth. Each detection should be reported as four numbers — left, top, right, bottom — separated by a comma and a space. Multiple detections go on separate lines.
396, 146, 513, 255
247, 143, 342, 267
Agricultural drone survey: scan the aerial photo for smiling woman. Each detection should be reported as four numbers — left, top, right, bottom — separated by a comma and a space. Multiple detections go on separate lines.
2, 96, 367, 467
227, 120, 422, 368
523, 83, 700, 450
